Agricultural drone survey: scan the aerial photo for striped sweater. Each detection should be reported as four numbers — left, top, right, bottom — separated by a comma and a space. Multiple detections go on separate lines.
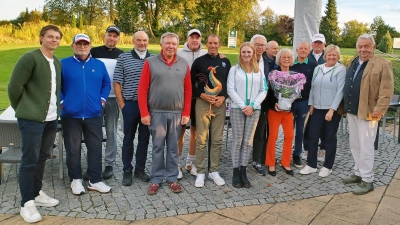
113, 50, 153, 100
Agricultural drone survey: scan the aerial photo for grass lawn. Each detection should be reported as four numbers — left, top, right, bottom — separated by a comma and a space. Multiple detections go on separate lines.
1, 44, 399, 110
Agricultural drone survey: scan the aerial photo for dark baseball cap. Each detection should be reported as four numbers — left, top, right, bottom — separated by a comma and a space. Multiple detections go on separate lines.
106, 26, 120, 35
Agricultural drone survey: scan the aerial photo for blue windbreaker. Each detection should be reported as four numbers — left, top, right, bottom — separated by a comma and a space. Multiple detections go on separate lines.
60, 55, 111, 119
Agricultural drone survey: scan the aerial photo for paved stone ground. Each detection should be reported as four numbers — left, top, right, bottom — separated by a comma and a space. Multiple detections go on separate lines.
1, 125, 399, 222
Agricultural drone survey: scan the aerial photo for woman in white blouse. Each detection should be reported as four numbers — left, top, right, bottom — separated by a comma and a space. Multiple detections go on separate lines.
227, 42, 268, 188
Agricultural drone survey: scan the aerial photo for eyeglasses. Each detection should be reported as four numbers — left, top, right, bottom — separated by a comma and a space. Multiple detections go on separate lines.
254, 43, 266, 48
75, 42, 90, 47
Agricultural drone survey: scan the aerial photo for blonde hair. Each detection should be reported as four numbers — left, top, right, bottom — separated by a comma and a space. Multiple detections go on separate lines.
238, 42, 260, 73
323, 44, 341, 61
275, 48, 295, 67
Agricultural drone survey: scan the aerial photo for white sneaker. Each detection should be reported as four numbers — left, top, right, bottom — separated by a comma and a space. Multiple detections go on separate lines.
71, 179, 85, 195
208, 172, 225, 186
88, 181, 111, 193
300, 165, 318, 175
195, 174, 205, 188
317, 149, 325, 162
34, 190, 59, 207
185, 161, 198, 176
302, 151, 308, 160
319, 167, 332, 177
177, 165, 183, 179
20, 200, 42, 223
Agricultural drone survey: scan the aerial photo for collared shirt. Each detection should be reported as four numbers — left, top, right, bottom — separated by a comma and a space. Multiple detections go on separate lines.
258, 56, 264, 74
313, 52, 322, 61
294, 57, 309, 64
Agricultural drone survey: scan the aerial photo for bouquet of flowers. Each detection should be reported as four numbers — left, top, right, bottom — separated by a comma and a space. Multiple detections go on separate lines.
268, 70, 306, 111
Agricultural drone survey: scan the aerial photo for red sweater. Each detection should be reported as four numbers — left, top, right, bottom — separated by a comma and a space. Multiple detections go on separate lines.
138, 53, 191, 118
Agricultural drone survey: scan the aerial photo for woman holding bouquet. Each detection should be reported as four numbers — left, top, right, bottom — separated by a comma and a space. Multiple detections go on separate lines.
227, 42, 268, 188
266, 48, 306, 176
300, 44, 345, 177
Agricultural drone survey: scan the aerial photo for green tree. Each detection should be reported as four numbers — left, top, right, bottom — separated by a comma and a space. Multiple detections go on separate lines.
377, 30, 393, 53
319, 0, 340, 44
340, 20, 369, 48
370, 16, 400, 45
79, 13, 83, 30
71, 12, 77, 28
42, 6, 49, 22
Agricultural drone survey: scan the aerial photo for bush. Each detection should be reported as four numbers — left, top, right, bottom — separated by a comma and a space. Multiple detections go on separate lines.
377, 31, 393, 53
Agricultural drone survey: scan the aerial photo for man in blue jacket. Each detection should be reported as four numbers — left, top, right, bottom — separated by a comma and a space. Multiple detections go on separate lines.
61, 33, 111, 195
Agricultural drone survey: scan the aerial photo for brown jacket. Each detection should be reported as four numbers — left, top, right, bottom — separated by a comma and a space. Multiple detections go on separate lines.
346, 55, 394, 120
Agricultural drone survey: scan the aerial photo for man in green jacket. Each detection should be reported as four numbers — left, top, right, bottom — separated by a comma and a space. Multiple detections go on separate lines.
8, 25, 63, 223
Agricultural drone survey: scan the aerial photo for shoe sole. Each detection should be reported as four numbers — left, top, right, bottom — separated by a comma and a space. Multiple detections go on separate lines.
300, 170, 317, 175
294, 164, 304, 168
195, 183, 204, 188
352, 187, 374, 195
20, 212, 42, 223
102, 174, 113, 179
70, 188, 85, 195
232, 184, 242, 188
343, 180, 362, 184
34, 201, 59, 207
87, 187, 111, 194
134, 174, 150, 182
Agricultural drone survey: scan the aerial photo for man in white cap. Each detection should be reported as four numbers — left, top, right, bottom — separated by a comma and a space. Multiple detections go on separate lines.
304, 33, 327, 162
176, 29, 208, 178
61, 33, 112, 195
308, 33, 326, 65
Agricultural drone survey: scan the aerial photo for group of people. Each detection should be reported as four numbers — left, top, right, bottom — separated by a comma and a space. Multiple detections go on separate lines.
7, 24, 394, 223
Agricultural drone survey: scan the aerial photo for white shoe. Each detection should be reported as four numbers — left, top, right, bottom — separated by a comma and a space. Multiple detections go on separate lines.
177, 165, 183, 179
88, 181, 111, 193
20, 200, 42, 223
185, 161, 198, 176
319, 167, 332, 177
34, 190, 59, 207
317, 149, 325, 162
302, 151, 308, 160
208, 172, 225, 186
300, 165, 318, 175
195, 174, 205, 188
71, 179, 85, 195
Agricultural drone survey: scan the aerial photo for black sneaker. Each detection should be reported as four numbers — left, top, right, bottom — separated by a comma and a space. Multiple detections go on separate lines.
82, 171, 89, 181
252, 163, 266, 176
134, 170, 150, 182
122, 171, 133, 186
293, 155, 304, 168
102, 166, 114, 179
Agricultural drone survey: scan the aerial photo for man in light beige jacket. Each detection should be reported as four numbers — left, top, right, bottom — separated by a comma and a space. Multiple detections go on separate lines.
342, 34, 394, 195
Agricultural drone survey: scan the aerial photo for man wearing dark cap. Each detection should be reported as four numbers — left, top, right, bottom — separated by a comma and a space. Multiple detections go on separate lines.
61, 33, 111, 196
88, 25, 124, 180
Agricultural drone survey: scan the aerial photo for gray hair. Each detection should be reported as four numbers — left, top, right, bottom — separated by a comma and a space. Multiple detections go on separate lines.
250, 34, 267, 44
160, 32, 179, 44
356, 34, 375, 47
275, 48, 295, 67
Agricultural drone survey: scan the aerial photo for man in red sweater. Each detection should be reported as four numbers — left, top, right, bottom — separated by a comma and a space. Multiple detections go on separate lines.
138, 32, 192, 195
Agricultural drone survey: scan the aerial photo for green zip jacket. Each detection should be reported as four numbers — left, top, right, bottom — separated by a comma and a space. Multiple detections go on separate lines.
8, 49, 61, 122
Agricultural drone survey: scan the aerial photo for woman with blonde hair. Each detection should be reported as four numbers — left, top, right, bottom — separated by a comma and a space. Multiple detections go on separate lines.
227, 42, 268, 188
300, 44, 346, 177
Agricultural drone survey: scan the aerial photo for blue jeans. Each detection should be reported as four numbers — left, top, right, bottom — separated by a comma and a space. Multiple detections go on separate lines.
121, 100, 150, 172
306, 109, 341, 169
61, 116, 103, 183
17, 119, 57, 206
291, 99, 309, 156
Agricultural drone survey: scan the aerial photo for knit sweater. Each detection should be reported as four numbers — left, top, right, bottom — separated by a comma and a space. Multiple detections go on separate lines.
8, 49, 61, 122
138, 53, 192, 117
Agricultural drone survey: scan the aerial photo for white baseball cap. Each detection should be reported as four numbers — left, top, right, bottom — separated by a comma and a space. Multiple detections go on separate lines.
187, 29, 201, 37
312, 33, 326, 43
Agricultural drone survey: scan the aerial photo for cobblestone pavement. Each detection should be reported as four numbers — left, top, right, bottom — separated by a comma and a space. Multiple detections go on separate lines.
1, 126, 399, 222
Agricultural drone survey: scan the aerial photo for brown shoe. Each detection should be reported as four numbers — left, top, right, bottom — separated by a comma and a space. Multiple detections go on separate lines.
168, 182, 182, 193
147, 183, 159, 195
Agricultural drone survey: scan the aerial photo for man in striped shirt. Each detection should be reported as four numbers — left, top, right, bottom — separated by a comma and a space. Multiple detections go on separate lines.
113, 31, 153, 186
